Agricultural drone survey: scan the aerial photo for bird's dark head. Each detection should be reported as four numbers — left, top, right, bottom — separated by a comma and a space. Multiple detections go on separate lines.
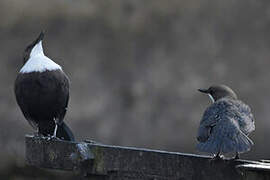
23, 31, 44, 64
198, 85, 237, 102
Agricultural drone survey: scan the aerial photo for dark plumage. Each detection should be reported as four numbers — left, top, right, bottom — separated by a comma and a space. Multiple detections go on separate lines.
14, 32, 74, 141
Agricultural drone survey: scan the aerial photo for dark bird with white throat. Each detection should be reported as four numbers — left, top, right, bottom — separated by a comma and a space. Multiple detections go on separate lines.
14, 32, 74, 141
197, 85, 255, 159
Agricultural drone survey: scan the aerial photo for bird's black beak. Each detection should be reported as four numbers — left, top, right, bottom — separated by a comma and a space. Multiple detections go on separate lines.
33, 31, 45, 45
25, 31, 45, 51
23, 31, 45, 64
198, 88, 209, 94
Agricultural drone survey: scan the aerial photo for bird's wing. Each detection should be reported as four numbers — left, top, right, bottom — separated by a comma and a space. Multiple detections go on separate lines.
197, 100, 232, 142
14, 74, 38, 130
232, 100, 255, 135
197, 99, 255, 153
55, 71, 70, 124
197, 116, 254, 154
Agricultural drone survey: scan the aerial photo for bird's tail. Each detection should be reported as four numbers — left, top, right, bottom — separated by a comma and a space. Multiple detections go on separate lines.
218, 130, 254, 154
223, 131, 254, 154
197, 124, 254, 154
56, 122, 75, 141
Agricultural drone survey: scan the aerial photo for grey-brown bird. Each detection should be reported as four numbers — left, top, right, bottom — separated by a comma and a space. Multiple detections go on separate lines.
197, 85, 255, 159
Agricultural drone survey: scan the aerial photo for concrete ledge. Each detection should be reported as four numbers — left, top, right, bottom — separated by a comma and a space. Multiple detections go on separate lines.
25, 135, 268, 180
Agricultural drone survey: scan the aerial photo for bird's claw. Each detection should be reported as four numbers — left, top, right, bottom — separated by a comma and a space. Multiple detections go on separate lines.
234, 153, 240, 160
45, 135, 60, 141
210, 154, 224, 162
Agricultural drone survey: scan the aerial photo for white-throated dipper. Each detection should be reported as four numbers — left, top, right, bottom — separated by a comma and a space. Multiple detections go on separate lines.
14, 32, 74, 141
197, 85, 255, 159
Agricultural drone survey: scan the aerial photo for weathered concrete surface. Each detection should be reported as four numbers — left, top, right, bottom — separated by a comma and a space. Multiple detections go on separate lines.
26, 135, 266, 180
236, 163, 270, 180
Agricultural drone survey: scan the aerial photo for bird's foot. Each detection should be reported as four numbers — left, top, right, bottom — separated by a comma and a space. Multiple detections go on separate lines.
210, 153, 224, 162
45, 135, 60, 141
233, 153, 240, 160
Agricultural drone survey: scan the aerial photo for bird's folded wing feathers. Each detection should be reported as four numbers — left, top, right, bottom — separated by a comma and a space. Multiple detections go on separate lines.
200, 101, 227, 126
234, 100, 255, 134
197, 100, 231, 142
197, 117, 254, 153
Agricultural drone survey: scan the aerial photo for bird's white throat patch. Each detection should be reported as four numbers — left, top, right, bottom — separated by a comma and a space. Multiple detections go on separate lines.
20, 41, 62, 73
208, 94, 215, 103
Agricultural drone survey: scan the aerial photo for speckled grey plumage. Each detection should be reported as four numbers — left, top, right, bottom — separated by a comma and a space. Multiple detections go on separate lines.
197, 98, 255, 154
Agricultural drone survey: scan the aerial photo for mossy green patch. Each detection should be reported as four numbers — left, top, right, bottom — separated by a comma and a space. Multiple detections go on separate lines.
91, 147, 105, 174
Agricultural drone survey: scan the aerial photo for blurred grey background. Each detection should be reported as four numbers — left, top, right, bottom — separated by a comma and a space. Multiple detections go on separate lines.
1, 0, 270, 178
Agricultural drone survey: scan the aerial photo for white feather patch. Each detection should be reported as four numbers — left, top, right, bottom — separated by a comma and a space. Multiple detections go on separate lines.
20, 41, 62, 73
208, 94, 215, 103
